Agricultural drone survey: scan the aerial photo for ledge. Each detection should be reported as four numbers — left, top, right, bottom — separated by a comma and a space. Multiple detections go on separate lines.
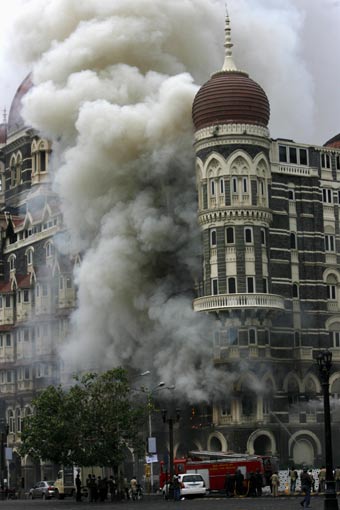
193, 293, 285, 313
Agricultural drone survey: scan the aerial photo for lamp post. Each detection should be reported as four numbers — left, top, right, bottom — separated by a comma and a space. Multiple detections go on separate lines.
161, 408, 180, 499
316, 350, 339, 510
147, 381, 165, 493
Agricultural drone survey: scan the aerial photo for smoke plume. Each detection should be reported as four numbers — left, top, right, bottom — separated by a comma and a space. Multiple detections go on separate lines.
8, 0, 340, 399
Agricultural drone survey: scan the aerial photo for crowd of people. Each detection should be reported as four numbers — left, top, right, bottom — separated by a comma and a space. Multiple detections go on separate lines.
223, 465, 340, 502
77, 474, 143, 503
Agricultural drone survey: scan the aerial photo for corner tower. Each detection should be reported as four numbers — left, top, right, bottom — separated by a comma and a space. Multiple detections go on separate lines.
192, 13, 284, 326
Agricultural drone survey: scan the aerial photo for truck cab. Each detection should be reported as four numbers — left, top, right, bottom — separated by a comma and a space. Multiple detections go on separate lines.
54, 467, 75, 499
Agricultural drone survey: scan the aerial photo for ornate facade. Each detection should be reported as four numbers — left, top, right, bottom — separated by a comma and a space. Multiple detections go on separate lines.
0, 74, 77, 488
186, 15, 340, 468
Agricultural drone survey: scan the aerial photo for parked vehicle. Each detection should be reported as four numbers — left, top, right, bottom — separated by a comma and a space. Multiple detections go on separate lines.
162, 474, 206, 499
160, 450, 279, 493
54, 467, 75, 499
28, 481, 55, 499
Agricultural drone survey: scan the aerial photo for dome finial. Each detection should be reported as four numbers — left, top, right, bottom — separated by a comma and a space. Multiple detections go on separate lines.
222, 5, 238, 72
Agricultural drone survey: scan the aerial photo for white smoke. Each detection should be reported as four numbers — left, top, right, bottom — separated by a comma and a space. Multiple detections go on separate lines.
7, 0, 340, 399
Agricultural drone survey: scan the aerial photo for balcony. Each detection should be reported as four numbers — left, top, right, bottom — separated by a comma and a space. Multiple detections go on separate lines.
193, 293, 285, 313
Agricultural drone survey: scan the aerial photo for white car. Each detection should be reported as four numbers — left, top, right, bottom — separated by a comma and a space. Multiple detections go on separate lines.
163, 473, 206, 499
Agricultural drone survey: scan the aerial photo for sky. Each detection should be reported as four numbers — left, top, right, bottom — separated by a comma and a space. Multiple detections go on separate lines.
0, 0, 339, 144
0, 0, 29, 116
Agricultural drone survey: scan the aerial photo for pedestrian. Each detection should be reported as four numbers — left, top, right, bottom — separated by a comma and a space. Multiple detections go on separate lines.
75, 473, 82, 502
234, 469, 244, 496
319, 466, 326, 493
270, 471, 279, 497
108, 475, 116, 501
255, 469, 263, 497
289, 466, 298, 493
300, 467, 313, 508
248, 472, 257, 497
86, 474, 93, 503
308, 470, 315, 493
335, 466, 340, 492
224, 473, 234, 497
98, 476, 107, 502
173, 475, 181, 501
130, 476, 138, 500
124, 477, 130, 500
91, 475, 98, 503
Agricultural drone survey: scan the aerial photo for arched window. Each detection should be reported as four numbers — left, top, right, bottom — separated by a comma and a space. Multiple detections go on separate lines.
248, 328, 257, 344
26, 248, 33, 266
242, 177, 248, 193
226, 227, 234, 244
25, 406, 32, 417
8, 255, 15, 271
228, 277, 236, 294
210, 180, 215, 196
16, 408, 21, 433
211, 278, 218, 296
232, 177, 238, 193
46, 242, 54, 258
219, 178, 224, 194
261, 229, 266, 246
8, 409, 14, 433
292, 283, 299, 298
210, 229, 217, 247
244, 227, 253, 244
326, 274, 337, 300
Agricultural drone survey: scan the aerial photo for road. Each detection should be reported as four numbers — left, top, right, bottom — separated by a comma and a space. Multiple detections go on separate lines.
0, 494, 333, 509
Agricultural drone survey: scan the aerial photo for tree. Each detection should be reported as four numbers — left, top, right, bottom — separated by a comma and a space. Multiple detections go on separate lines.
19, 368, 147, 469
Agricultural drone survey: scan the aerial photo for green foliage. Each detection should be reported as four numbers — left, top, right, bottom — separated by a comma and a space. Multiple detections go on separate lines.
19, 368, 147, 468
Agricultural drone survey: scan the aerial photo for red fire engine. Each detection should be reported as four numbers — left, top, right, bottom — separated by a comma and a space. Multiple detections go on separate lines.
159, 451, 278, 492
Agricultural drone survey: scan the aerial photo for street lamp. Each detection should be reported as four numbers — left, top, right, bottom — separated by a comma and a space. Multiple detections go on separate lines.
316, 350, 339, 510
147, 381, 165, 493
161, 408, 180, 499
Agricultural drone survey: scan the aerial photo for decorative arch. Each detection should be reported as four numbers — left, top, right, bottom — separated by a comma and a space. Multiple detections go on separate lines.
44, 240, 55, 259
323, 268, 340, 282
324, 224, 335, 234
254, 153, 270, 176
227, 150, 253, 174
326, 316, 340, 330
196, 159, 203, 183
8, 254, 16, 272
329, 372, 340, 392
174, 440, 203, 458
235, 371, 261, 392
282, 372, 303, 393
261, 372, 277, 393
303, 373, 321, 393
247, 429, 277, 455
288, 430, 322, 457
42, 204, 52, 223
203, 152, 226, 179
207, 431, 227, 452
25, 247, 34, 267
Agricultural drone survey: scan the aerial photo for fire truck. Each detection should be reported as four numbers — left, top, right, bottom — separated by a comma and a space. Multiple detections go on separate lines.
160, 451, 279, 493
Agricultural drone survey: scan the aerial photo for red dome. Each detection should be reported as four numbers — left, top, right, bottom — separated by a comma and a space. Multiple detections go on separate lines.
324, 133, 340, 149
192, 70, 270, 131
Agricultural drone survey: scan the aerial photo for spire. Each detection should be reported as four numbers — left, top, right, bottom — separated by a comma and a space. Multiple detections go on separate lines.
222, 6, 238, 72
2, 107, 6, 124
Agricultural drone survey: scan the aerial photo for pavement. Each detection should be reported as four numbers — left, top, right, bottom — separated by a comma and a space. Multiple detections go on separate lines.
0, 493, 336, 510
